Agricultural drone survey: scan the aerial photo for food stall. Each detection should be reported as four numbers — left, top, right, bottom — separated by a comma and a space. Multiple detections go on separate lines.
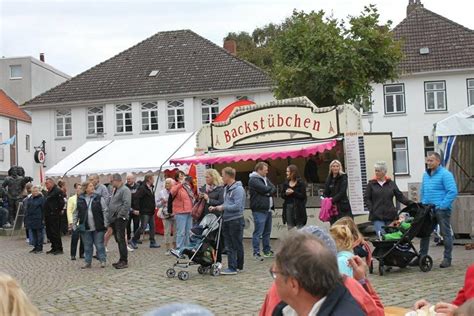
171, 97, 395, 238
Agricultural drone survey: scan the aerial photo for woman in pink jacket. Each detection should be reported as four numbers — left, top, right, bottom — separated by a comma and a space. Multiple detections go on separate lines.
170, 171, 195, 251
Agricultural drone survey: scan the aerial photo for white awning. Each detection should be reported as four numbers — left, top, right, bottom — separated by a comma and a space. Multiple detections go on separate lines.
45, 140, 112, 177
435, 105, 474, 137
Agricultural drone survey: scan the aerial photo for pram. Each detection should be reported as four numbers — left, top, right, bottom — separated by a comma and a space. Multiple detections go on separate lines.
166, 213, 222, 281
370, 203, 435, 276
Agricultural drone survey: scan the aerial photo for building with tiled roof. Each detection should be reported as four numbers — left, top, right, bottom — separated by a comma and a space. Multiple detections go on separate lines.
0, 90, 32, 176
365, 0, 474, 191
21, 30, 274, 177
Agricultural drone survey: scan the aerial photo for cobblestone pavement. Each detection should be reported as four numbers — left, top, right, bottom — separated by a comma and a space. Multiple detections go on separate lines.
0, 234, 472, 315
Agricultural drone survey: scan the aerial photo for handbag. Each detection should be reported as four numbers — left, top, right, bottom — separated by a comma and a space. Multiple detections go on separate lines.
191, 198, 206, 220
319, 197, 339, 222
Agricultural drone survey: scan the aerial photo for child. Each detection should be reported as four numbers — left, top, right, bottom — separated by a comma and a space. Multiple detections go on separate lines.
329, 224, 354, 277
334, 216, 372, 266
383, 212, 413, 241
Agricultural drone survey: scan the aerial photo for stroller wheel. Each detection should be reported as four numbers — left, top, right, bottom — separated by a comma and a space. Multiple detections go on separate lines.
166, 268, 176, 278
197, 266, 207, 275
369, 261, 374, 274
178, 271, 190, 281
419, 255, 433, 272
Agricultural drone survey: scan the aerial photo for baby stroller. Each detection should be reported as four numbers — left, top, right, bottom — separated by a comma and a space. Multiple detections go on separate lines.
166, 213, 222, 281
370, 203, 435, 276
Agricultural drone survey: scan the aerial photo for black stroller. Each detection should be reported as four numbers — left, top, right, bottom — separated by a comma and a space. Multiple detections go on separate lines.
166, 213, 223, 281
370, 203, 435, 276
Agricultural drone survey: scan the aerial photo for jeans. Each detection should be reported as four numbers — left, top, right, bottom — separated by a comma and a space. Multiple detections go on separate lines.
420, 210, 453, 261
127, 213, 140, 240
30, 228, 43, 251
112, 217, 128, 263
252, 211, 272, 255
70, 229, 84, 258
223, 217, 245, 270
133, 214, 157, 244
81, 230, 106, 264
373, 220, 392, 237
175, 213, 192, 250
45, 215, 63, 251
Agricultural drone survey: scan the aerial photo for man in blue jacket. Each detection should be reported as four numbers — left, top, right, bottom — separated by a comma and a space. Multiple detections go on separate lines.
210, 167, 246, 275
418, 152, 458, 268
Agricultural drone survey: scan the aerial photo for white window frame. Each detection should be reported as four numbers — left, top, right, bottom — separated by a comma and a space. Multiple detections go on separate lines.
383, 84, 405, 114
141, 102, 159, 132
115, 104, 133, 134
201, 98, 219, 124
55, 109, 72, 138
10, 65, 22, 79
424, 81, 447, 112
393, 138, 409, 175
167, 100, 185, 131
87, 106, 104, 136
467, 79, 474, 106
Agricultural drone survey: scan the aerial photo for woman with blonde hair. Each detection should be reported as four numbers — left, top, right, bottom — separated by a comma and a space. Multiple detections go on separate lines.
0, 272, 39, 316
334, 216, 372, 266
157, 178, 177, 255
323, 159, 352, 224
329, 224, 355, 277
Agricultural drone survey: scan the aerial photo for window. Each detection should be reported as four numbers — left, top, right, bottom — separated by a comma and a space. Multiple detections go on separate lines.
10, 65, 22, 79
56, 109, 72, 138
25, 135, 30, 152
468, 79, 474, 106
141, 102, 159, 132
423, 136, 434, 169
383, 84, 405, 114
201, 98, 219, 124
87, 106, 104, 136
167, 100, 185, 130
115, 104, 132, 133
236, 95, 253, 101
393, 138, 409, 175
425, 81, 447, 111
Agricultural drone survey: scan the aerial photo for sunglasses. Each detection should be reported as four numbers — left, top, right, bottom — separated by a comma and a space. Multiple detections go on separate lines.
269, 267, 285, 279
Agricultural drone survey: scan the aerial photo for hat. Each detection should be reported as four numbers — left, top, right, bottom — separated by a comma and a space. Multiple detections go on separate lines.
299, 225, 338, 256
145, 303, 214, 316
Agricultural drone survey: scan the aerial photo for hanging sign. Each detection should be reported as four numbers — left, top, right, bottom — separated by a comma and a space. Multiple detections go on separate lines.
34, 150, 46, 164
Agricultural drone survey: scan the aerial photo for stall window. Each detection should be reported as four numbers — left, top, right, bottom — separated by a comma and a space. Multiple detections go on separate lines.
87, 106, 104, 136
10, 65, 22, 79
115, 104, 132, 134
141, 102, 159, 132
56, 109, 72, 138
468, 79, 474, 106
425, 81, 447, 111
393, 138, 409, 175
201, 98, 219, 124
167, 100, 185, 130
383, 84, 405, 114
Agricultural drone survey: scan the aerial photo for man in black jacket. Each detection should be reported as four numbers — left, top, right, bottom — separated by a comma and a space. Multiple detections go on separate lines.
43, 178, 65, 255
129, 174, 160, 249
271, 232, 364, 316
249, 162, 276, 261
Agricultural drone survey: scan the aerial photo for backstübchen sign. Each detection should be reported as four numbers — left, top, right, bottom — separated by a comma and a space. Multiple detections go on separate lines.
211, 105, 338, 150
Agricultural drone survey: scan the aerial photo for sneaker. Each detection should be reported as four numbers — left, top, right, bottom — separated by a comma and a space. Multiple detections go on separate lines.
114, 261, 128, 269
254, 253, 264, 261
53, 250, 64, 255
440, 259, 451, 268
81, 263, 92, 269
220, 268, 238, 275
29, 248, 37, 253
105, 247, 109, 253
112, 261, 121, 267
100, 261, 106, 268
129, 240, 138, 249
71, 256, 76, 261
170, 249, 182, 258
150, 243, 161, 249
26, 238, 30, 244
127, 245, 135, 252
46, 249, 55, 254
263, 251, 274, 258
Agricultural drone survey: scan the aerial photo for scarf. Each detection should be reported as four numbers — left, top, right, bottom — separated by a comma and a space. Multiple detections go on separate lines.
183, 183, 196, 204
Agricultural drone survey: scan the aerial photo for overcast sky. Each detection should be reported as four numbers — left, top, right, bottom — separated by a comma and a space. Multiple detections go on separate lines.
1, 0, 473, 76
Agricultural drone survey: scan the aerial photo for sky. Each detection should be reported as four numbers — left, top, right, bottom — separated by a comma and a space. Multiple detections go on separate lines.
1, 0, 473, 77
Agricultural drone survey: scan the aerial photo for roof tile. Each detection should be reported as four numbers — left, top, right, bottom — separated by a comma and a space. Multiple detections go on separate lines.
0, 90, 31, 122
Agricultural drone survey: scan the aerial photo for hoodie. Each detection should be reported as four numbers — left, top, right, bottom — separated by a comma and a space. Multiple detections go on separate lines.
248, 171, 275, 213
222, 181, 246, 222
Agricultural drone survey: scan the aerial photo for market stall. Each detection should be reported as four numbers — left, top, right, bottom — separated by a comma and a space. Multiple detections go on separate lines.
434, 105, 474, 237
171, 97, 394, 238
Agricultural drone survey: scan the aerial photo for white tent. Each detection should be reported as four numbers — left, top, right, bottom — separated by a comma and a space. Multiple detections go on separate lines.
435, 105, 474, 137
46, 133, 195, 177
45, 140, 112, 177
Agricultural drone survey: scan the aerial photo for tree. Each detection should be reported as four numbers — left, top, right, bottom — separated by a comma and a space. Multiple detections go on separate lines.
227, 5, 402, 109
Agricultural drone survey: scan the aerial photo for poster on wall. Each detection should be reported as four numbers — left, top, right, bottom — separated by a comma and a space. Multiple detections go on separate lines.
344, 132, 367, 215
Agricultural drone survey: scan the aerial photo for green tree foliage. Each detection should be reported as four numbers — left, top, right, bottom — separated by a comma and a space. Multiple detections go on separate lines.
226, 5, 402, 109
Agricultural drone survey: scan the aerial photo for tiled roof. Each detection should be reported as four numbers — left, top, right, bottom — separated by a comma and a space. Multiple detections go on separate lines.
0, 90, 31, 122
393, 6, 474, 74
23, 30, 272, 107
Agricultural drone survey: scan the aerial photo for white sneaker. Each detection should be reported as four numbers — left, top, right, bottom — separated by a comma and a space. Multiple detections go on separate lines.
105, 247, 109, 253
127, 245, 134, 252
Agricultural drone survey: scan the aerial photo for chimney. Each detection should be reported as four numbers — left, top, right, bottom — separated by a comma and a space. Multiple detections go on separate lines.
407, 0, 423, 16
39, 53, 45, 62
223, 39, 237, 56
